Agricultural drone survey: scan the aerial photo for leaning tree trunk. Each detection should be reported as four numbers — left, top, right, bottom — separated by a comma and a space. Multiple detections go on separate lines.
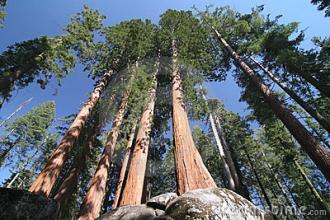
77, 93, 129, 220
171, 39, 216, 195
54, 121, 101, 219
298, 71, 330, 99
29, 70, 112, 197
112, 124, 137, 209
0, 136, 22, 167
213, 113, 251, 200
250, 57, 330, 134
209, 112, 235, 190
293, 158, 330, 213
0, 97, 33, 127
260, 151, 302, 218
243, 146, 274, 213
119, 73, 158, 206
200, 88, 235, 191
213, 29, 330, 181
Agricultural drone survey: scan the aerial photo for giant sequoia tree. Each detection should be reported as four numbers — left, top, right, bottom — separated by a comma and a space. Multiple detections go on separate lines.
159, 10, 217, 194
1, 5, 329, 220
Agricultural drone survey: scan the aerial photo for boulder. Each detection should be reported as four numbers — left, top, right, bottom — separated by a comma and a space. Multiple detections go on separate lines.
0, 187, 58, 220
147, 193, 178, 210
165, 188, 272, 220
99, 205, 156, 220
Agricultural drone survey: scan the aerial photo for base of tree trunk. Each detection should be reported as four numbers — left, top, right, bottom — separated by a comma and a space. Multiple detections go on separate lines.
0, 187, 58, 220
100, 188, 272, 220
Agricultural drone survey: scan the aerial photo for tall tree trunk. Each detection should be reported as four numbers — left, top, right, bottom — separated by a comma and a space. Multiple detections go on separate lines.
29, 71, 113, 197
171, 39, 216, 195
199, 87, 235, 191
0, 136, 22, 167
112, 124, 137, 209
120, 73, 158, 206
277, 172, 305, 220
54, 122, 101, 220
6, 172, 20, 188
77, 92, 129, 220
0, 97, 33, 127
213, 29, 330, 181
213, 113, 251, 200
209, 112, 235, 190
260, 151, 303, 219
243, 146, 274, 213
293, 158, 330, 213
250, 57, 330, 134
298, 71, 330, 98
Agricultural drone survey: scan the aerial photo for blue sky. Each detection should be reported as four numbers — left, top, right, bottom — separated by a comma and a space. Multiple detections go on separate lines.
0, 0, 329, 182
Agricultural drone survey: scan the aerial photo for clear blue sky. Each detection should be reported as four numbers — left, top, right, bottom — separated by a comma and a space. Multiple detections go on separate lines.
0, 0, 329, 181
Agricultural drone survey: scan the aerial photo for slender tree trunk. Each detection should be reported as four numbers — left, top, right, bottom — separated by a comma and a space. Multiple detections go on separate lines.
243, 147, 274, 213
0, 136, 22, 167
298, 71, 330, 98
260, 151, 302, 218
29, 71, 113, 197
199, 87, 235, 191
209, 112, 235, 190
213, 113, 251, 200
54, 122, 101, 219
6, 172, 20, 188
294, 159, 330, 213
0, 97, 33, 128
171, 39, 216, 195
77, 92, 129, 220
250, 57, 330, 134
120, 72, 158, 206
213, 29, 330, 181
228, 145, 252, 201
0, 143, 14, 166
112, 124, 137, 209
277, 173, 305, 220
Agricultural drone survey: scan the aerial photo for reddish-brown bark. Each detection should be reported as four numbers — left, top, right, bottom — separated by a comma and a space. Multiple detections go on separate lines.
77, 93, 129, 220
29, 71, 113, 197
112, 124, 137, 209
171, 40, 217, 195
213, 29, 330, 181
250, 57, 330, 134
53, 122, 101, 219
120, 79, 157, 206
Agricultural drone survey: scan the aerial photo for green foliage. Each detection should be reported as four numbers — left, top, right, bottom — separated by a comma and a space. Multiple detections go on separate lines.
64, 5, 107, 78
105, 19, 157, 72
311, 0, 330, 17
0, 101, 55, 166
159, 9, 216, 74
192, 127, 223, 186
0, 37, 75, 104
0, 0, 6, 27
0, 6, 106, 106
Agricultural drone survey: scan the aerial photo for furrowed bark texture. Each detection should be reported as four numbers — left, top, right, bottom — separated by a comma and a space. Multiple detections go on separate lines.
171, 39, 216, 195
250, 57, 330, 134
120, 78, 157, 206
77, 93, 129, 220
29, 70, 112, 197
112, 124, 137, 209
214, 29, 330, 181
54, 122, 101, 219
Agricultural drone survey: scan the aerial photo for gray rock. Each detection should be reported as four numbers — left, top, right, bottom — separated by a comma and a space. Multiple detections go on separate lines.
0, 187, 58, 220
147, 193, 178, 210
165, 187, 272, 220
155, 209, 166, 216
153, 216, 174, 220
99, 205, 156, 220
